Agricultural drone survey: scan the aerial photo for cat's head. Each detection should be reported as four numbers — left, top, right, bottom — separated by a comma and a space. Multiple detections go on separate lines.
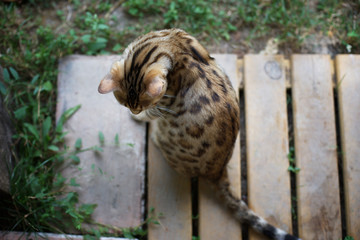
98, 59, 168, 114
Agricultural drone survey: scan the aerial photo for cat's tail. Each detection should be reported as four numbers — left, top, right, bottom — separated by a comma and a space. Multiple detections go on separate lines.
214, 171, 300, 240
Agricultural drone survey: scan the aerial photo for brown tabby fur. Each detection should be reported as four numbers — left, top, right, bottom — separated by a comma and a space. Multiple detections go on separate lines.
98, 29, 299, 240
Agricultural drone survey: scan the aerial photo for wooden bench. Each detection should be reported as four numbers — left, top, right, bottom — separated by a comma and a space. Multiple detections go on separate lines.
147, 54, 360, 240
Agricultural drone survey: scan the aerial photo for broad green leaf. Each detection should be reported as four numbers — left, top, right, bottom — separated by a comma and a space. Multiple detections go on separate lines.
3, 68, 10, 83
24, 123, 40, 140
0, 81, 6, 95
152, 220, 160, 225
97, 24, 109, 30
42, 81, 53, 92
14, 106, 28, 120
31, 74, 40, 85
126, 143, 135, 148
48, 145, 60, 152
81, 34, 92, 43
33, 86, 40, 95
34, 149, 42, 157
75, 138, 82, 150
70, 155, 80, 164
35, 191, 45, 199
53, 131, 67, 144
128, 8, 138, 16
83, 235, 97, 240
9, 67, 19, 80
42, 116, 52, 137
95, 37, 107, 44
30, 178, 41, 194
87, 42, 106, 53
112, 43, 122, 52
63, 192, 78, 204
64, 105, 81, 119
114, 133, 119, 145
92, 146, 103, 152
123, 229, 134, 239
288, 166, 300, 173
54, 173, 66, 188
79, 203, 97, 215
70, 178, 80, 187
227, 23, 237, 31
348, 31, 359, 38
98, 131, 104, 145
56, 105, 81, 133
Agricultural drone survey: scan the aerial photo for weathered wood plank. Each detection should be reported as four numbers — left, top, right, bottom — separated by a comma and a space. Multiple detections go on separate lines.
198, 54, 241, 240
244, 55, 292, 239
56, 55, 146, 230
335, 54, 360, 238
291, 55, 341, 240
147, 125, 192, 240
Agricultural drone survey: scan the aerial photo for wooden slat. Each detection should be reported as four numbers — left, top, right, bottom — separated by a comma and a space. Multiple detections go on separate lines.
244, 55, 292, 239
147, 126, 192, 240
238, 58, 291, 89
198, 54, 242, 239
291, 55, 341, 239
336, 55, 360, 238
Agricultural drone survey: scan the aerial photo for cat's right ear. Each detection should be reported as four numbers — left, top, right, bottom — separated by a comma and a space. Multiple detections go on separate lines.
98, 60, 124, 94
98, 74, 119, 94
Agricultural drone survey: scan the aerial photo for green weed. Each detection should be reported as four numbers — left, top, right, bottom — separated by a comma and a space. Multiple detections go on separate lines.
0, 3, 101, 236
78, 12, 111, 55
123, 0, 359, 50
237, 0, 360, 51
287, 146, 300, 173
124, 0, 164, 17
123, 0, 237, 41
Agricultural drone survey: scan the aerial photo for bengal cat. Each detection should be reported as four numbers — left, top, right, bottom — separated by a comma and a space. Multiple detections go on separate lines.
98, 29, 299, 240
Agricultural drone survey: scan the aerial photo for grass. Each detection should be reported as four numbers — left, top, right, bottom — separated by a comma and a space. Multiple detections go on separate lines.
237, 0, 360, 52
0, 0, 359, 239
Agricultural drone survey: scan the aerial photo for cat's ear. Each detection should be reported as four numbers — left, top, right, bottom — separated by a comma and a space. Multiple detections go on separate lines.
98, 74, 119, 94
146, 76, 165, 97
144, 70, 167, 98
98, 60, 124, 94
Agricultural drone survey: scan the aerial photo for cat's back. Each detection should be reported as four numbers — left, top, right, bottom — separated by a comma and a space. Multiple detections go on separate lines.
155, 50, 240, 180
